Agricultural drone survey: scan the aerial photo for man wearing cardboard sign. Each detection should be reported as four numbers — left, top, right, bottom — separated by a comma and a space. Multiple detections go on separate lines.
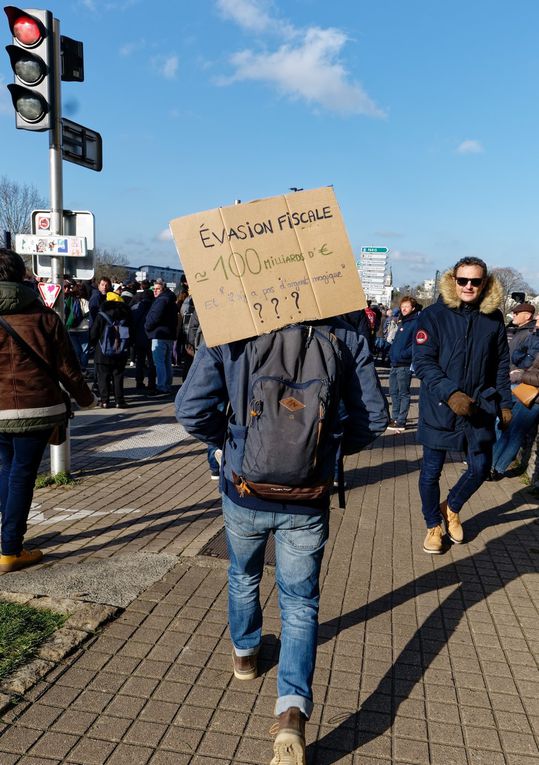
173, 189, 388, 764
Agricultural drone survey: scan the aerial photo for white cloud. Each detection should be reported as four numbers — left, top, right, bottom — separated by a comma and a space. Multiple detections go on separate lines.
391, 250, 434, 270
217, 0, 272, 33
157, 228, 173, 242
120, 39, 146, 57
216, 1, 383, 117
223, 27, 385, 116
456, 139, 484, 155
151, 55, 179, 80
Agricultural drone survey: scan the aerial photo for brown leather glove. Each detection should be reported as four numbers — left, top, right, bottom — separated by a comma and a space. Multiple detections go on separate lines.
447, 391, 475, 417
498, 408, 513, 431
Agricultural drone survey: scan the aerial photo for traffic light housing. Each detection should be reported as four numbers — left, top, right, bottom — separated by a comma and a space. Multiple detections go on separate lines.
4, 6, 55, 131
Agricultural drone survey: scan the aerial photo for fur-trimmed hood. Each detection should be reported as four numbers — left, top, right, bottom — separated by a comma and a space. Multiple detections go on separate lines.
439, 270, 504, 315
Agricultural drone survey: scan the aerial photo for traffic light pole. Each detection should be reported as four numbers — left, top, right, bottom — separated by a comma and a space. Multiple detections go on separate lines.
49, 16, 70, 475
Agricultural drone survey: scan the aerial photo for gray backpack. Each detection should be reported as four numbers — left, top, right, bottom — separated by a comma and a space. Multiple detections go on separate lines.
233, 324, 342, 502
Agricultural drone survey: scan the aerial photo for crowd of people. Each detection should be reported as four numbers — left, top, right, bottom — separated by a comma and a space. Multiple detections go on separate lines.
1, 248, 538, 765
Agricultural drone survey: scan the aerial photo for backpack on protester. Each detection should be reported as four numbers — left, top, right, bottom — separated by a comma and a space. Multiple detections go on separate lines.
232, 324, 344, 504
98, 311, 130, 357
182, 296, 202, 356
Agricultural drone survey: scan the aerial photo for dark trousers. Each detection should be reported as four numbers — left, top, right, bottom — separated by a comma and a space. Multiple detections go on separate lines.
95, 360, 127, 404
134, 343, 156, 388
419, 444, 492, 528
0, 429, 52, 555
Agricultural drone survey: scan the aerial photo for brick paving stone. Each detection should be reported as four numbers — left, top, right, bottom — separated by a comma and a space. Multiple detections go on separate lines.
101, 743, 153, 765
28, 731, 78, 759
197, 730, 240, 758
429, 744, 468, 765
123, 720, 167, 748
63, 736, 115, 764
51, 709, 97, 735
71, 691, 113, 714
16, 703, 63, 730
86, 715, 131, 742
159, 725, 204, 754
0, 726, 42, 753
148, 752, 191, 765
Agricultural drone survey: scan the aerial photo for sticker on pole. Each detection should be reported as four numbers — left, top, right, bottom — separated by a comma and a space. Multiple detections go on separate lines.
38, 282, 61, 308
15, 234, 87, 257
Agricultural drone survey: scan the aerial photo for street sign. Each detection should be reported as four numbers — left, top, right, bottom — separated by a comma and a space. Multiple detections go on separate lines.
31, 209, 95, 280
61, 118, 102, 171
361, 246, 389, 254
38, 281, 61, 308
16, 233, 87, 256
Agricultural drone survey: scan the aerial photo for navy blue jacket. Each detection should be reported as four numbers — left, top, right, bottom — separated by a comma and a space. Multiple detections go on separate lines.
130, 290, 154, 348
413, 272, 512, 452
175, 319, 388, 515
389, 310, 419, 367
512, 328, 539, 370
144, 288, 178, 340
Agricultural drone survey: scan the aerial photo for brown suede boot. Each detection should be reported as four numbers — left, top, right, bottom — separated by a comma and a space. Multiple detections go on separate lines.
270, 707, 306, 765
0, 548, 43, 573
232, 648, 258, 680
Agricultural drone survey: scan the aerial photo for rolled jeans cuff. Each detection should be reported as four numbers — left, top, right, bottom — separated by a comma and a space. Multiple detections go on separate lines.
275, 694, 313, 720
232, 645, 259, 657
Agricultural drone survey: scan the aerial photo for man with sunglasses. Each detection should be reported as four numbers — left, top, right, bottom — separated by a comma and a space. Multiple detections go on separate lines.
412, 257, 512, 554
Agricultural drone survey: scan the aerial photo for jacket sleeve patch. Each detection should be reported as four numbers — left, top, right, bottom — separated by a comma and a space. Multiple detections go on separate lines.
415, 329, 429, 345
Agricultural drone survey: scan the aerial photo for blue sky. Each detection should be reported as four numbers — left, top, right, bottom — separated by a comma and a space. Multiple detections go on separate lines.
1, 0, 538, 290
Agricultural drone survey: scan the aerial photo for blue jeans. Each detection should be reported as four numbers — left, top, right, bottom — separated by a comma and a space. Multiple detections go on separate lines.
151, 339, 174, 391
419, 445, 492, 528
0, 429, 52, 555
222, 494, 329, 719
68, 330, 89, 371
389, 366, 412, 425
207, 446, 219, 473
492, 401, 539, 474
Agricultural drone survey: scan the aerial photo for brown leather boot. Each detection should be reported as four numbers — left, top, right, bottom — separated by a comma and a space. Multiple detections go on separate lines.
270, 707, 306, 765
0, 548, 43, 573
232, 648, 258, 680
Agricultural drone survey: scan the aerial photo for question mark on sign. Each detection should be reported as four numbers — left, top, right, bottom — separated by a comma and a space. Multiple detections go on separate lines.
253, 302, 264, 323
271, 297, 280, 318
291, 291, 301, 313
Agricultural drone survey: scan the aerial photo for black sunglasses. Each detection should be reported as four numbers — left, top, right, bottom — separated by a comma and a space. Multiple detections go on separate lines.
455, 277, 483, 287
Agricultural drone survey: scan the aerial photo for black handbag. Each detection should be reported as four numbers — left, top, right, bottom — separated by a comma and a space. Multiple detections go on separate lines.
0, 315, 74, 444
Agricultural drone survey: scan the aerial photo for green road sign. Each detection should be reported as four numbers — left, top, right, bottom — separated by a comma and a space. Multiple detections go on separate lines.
361, 246, 389, 253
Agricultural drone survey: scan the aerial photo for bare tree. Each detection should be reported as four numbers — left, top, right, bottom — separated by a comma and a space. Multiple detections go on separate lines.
93, 247, 130, 283
491, 267, 535, 315
0, 176, 47, 242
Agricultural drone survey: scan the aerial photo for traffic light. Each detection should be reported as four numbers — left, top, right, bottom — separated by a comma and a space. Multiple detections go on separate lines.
4, 6, 55, 130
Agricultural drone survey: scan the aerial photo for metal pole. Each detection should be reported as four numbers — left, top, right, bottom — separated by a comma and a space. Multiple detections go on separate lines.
49, 17, 70, 475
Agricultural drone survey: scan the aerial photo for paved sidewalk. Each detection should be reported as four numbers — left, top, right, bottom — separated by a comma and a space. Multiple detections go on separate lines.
0, 372, 538, 764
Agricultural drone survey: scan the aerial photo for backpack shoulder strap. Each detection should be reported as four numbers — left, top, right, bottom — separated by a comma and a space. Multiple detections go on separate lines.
98, 310, 113, 324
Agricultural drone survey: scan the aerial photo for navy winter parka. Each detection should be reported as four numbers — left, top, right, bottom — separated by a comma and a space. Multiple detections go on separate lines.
389, 309, 420, 367
413, 271, 512, 453
144, 288, 178, 340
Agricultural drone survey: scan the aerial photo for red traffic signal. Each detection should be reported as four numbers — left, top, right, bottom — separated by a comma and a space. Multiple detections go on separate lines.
4, 6, 55, 131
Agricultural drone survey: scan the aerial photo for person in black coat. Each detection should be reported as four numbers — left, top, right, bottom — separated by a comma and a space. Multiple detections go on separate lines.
89, 292, 133, 408
144, 280, 178, 394
413, 257, 513, 554
130, 287, 156, 393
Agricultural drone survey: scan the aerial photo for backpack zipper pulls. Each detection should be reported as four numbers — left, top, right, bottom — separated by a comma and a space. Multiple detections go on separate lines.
237, 478, 252, 498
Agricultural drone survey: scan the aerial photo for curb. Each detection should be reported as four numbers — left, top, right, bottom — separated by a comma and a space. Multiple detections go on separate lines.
0, 591, 118, 714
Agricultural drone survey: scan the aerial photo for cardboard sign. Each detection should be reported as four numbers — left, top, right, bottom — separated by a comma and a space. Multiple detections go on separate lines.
169, 186, 366, 347
38, 282, 61, 308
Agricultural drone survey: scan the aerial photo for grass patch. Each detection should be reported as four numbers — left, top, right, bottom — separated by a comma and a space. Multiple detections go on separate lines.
0, 602, 67, 681
35, 472, 75, 488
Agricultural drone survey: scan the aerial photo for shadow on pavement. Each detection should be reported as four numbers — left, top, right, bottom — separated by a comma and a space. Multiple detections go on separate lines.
310, 496, 538, 762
